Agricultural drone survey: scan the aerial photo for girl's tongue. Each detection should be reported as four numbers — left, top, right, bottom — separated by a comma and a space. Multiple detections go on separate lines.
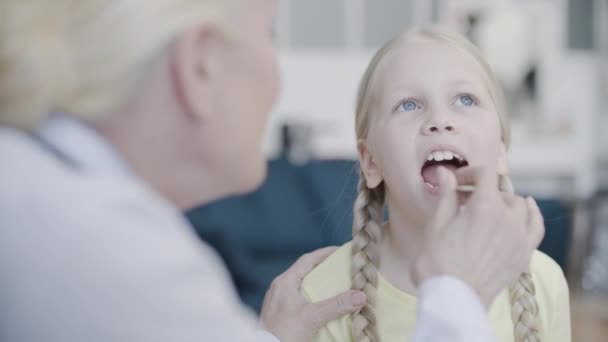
421, 163, 458, 186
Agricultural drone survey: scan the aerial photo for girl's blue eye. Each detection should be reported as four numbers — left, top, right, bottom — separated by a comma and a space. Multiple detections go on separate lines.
456, 94, 475, 107
398, 100, 419, 112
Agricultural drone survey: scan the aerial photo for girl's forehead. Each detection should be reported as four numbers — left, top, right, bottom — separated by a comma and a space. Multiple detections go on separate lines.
373, 38, 489, 92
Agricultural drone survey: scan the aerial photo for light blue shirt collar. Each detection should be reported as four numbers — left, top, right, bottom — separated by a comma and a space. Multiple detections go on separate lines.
36, 114, 133, 177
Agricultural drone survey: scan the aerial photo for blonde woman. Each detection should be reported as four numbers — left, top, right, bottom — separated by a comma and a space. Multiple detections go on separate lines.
0, 0, 368, 340
0, 1, 544, 341
301, 27, 569, 342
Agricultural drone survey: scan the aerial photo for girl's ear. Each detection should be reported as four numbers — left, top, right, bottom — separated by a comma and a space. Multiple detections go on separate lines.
497, 142, 509, 176
358, 140, 383, 188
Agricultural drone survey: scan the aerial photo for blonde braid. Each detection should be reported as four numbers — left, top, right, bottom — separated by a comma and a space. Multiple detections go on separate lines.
501, 176, 541, 342
351, 172, 385, 342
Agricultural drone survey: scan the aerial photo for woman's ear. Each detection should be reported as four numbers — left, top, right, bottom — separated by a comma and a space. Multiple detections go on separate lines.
358, 140, 383, 188
497, 142, 509, 176
171, 22, 226, 121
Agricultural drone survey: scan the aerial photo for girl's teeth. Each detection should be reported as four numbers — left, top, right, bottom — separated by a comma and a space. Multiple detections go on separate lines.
426, 150, 463, 162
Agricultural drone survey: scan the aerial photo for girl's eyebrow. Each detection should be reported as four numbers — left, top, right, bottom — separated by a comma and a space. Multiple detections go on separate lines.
383, 83, 420, 100
386, 82, 418, 92
382, 79, 485, 103
387, 80, 480, 92
445, 80, 479, 89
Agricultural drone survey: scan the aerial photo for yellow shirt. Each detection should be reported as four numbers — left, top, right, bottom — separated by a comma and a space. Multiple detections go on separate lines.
301, 242, 571, 342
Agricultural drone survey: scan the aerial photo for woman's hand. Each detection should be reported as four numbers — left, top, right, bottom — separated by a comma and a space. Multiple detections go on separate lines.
411, 166, 545, 307
260, 247, 367, 342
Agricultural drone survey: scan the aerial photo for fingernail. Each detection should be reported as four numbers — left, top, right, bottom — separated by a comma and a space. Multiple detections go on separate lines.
351, 291, 366, 306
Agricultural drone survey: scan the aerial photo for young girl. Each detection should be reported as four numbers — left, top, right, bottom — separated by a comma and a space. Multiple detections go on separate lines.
301, 27, 570, 342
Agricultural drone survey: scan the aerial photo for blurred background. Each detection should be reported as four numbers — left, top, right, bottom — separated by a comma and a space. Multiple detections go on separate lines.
186, 0, 608, 340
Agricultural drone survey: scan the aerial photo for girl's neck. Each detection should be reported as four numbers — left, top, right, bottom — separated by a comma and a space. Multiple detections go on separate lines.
378, 200, 427, 296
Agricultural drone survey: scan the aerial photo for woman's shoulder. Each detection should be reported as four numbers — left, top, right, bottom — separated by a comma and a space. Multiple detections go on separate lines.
301, 241, 353, 303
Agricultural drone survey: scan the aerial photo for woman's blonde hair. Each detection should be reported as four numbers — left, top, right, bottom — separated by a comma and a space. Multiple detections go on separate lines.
0, 0, 240, 130
351, 26, 540, 342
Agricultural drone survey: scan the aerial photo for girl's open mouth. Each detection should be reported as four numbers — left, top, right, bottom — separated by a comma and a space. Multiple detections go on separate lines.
421, 149, 468, 189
